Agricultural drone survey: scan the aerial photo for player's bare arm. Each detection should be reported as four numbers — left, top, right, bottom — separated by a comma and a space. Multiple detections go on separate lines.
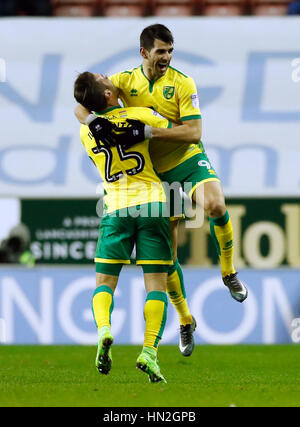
99, 117, 201, 148
75, 103, 90, 123
151, 118, 202, 144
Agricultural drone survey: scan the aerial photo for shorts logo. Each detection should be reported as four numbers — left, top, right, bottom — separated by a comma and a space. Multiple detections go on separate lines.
163, 86, 175, 100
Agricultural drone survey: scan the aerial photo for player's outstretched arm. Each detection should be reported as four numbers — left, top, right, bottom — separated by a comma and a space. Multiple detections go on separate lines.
113, 118, 202, 146
151, 119, 202, 145
95, 118, 201, 148
75, 104, 90, 124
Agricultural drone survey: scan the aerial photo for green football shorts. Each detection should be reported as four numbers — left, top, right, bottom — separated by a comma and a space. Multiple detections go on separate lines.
158, 151, 220, 220
95, 202, 173, 273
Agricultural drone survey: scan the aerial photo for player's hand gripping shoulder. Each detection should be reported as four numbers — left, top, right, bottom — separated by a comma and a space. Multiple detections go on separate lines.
87, 115, 152, 148
110, 119, 153, 148
85, 114, 117, 147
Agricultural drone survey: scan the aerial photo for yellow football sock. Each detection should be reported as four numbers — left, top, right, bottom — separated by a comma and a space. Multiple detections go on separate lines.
210, 211, 236, 277
143, 291, 168, 351
167, 260, 193, 326
92, 285, 114, 330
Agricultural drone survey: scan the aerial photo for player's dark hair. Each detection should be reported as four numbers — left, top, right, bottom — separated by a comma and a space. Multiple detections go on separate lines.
140, 24, 174, 51
74, 72, 107, 113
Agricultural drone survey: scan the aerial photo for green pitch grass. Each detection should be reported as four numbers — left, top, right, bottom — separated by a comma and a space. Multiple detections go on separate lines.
0, 345, 299, 407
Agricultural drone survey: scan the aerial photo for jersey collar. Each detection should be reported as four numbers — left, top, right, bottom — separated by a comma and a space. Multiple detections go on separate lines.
140, 65, 167, 93
96, 106, 122, 115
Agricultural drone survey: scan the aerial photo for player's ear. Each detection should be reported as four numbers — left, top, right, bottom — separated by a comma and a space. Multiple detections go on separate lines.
104, 89, 112, 100
140, 47, 148, 60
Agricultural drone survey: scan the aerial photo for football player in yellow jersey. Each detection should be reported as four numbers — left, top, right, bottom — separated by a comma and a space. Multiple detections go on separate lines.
75, 24, 248, 356
74, 71, 176, 383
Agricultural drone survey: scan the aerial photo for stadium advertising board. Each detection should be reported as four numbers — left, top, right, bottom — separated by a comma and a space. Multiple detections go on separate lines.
0, 267, 299, 345
21, 198, 300, 267
21, 199, 99, 264
0, 18, 299, 198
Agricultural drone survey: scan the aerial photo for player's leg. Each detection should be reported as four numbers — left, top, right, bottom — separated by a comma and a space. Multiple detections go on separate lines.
194, 180, 233, 275
175, 151, 247, 302
135, 203, 172, 382
136, 269, 168, 383
93, 266, 121, 374
159, 175, 196, 355
93, 270, 119, 331
168, 219, 193, 325
92, 211, 134, 374
168, 219, 196, 356
191, 177, 248, 303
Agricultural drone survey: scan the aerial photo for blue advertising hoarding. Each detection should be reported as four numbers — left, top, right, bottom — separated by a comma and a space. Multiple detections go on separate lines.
0, 267, 299, 345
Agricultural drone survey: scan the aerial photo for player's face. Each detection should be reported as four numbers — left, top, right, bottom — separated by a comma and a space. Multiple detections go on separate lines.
94, 73, 117, 94
146, 39, 174, 79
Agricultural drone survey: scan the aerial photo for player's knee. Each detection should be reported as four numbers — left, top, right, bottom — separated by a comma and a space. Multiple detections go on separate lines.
96, 273, 118, 291
205, 199, 226, 218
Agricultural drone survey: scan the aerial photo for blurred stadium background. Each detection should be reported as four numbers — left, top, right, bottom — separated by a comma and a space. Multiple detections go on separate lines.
0, 1, 299, 353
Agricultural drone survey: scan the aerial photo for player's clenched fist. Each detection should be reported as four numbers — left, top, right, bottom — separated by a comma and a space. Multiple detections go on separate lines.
86, 115, 117, 147
86, 115, 152, 148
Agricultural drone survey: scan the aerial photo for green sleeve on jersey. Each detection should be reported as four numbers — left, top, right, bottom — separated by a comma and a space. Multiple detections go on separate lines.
181, 114, 202, 122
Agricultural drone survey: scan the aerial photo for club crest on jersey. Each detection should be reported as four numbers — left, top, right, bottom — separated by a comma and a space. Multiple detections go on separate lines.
163, 86, 175, 100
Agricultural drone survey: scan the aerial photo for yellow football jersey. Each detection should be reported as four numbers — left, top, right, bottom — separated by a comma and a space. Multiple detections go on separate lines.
110, 65, 202, 173
80, 106, 172, 213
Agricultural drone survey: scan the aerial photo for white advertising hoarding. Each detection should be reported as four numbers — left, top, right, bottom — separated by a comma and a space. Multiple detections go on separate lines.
0, 17, 299, 198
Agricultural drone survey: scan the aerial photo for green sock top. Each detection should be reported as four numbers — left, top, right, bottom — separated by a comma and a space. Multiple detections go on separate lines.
211, 210, 229, 227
